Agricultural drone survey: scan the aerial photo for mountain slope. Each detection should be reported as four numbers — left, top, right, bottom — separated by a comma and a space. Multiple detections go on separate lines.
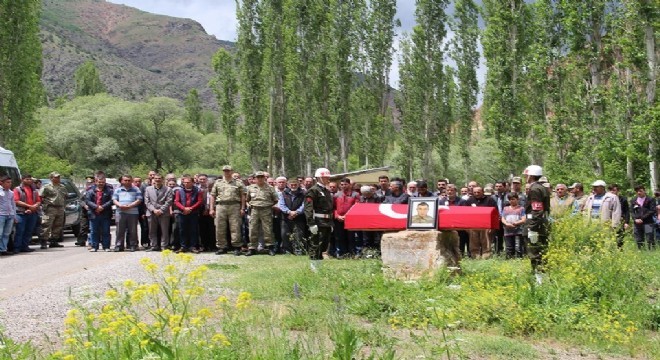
40, 0, 232, 107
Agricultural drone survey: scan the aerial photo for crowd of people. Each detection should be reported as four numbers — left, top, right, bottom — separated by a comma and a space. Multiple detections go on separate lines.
1, 167, 658, 273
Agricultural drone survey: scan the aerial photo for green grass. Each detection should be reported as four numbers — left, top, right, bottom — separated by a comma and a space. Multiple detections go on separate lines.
462, 334, 539, 359
213, 218, 660, 359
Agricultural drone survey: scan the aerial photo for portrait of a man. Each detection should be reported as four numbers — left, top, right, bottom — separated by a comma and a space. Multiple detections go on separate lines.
407, 198, 438, 229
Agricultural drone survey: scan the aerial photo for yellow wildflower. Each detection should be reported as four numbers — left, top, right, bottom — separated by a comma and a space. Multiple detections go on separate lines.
211, 333, 231, 347
104, 289, 119, 299
235, 291, 252, 309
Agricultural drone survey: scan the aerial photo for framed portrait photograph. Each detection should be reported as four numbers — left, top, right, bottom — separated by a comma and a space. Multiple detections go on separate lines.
407, 197, 438, 230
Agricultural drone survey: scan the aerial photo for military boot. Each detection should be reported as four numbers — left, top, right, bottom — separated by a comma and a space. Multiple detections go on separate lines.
74, 236, 86, 246
49, 238, 64, 248
39, 238, 48, 249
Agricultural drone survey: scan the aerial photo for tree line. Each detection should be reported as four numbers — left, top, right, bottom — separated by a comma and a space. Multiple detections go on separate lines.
0, 1, 657, 191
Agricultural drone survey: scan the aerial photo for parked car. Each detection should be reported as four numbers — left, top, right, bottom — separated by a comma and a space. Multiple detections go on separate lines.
39, 178, 83, 237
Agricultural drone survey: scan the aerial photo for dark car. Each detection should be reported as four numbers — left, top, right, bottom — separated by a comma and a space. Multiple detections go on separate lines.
39, 178, 83, 237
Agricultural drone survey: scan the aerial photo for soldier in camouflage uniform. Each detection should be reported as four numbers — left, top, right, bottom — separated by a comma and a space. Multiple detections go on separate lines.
210, 165, 246, 255
304, 168, 334, 271
40, 172, 68, 249
246, 171, 279, 256
523, 165, 551, 284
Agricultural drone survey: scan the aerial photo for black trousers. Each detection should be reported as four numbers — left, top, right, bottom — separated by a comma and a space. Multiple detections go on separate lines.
310, 226, 332, 260
199, 214, 216, 251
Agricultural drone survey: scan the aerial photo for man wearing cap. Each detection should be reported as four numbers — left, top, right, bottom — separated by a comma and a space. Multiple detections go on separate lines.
584, 180, 621, 229
570, 182, 587, 214
305, 168, 334, 269
510, 177, 526, 207
523, 165, 550, 283
246, 171, 279, 256
13, 174, 40, 253
39, 172, 68, 249
210, 165, 246, 255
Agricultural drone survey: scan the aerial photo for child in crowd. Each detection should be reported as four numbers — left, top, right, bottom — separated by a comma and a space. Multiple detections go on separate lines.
501, 193, 526, 258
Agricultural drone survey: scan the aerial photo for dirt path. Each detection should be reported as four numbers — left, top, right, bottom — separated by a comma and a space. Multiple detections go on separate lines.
0, 233, 219, 345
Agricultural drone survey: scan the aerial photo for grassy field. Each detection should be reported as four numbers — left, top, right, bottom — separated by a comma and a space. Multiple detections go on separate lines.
2, 218, 658, 359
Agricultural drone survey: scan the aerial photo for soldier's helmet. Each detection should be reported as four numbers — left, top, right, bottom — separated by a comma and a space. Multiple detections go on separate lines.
314, 167, 331, 178
523, 165, 543, 177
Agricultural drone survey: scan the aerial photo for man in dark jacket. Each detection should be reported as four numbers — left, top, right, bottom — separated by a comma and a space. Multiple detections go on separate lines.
304, 168, 334, 271
630, 185, 656, 249
464, 186, 497, 259
383, 181, 409, 204
85, 175, 115, 252
279, 178, 306, 254
609, 184, 630, 248
523, 165, 551, 284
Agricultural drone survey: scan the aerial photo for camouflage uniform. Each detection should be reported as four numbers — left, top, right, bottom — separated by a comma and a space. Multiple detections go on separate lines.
525, 181, 550, 271
40, 181, 67, 247
246, 183, 279, 250
304, 183, 334, 260
211, 178, 245, 249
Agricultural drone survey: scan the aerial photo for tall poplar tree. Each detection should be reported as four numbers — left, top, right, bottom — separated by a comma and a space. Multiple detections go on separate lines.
261, 0, 287, 174
210, 48, 238, 156
558, 0, 609, 176
184, 88, 202, 130
482, 0, 530, 174
450, 0, 479, 182
0, 0, 43, 149
397, 0, 451, 180
360, 0, 398, 168
236, 0, 265, 170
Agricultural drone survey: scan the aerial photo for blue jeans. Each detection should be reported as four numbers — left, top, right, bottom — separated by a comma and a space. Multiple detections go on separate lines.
177, 213, 199, 250
90, 216, 111, 250
14, 213, 39, 251
0, 215, 15, 252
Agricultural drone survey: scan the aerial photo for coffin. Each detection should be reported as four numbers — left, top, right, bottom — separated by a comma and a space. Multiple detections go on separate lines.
344, 203, 500, 231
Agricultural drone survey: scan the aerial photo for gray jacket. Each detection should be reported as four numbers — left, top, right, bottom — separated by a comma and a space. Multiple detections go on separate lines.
143, 185, 173, 216
584, 192, 622, 228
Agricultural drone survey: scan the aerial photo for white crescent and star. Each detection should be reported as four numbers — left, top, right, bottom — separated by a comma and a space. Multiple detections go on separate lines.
378, 204, 408, 219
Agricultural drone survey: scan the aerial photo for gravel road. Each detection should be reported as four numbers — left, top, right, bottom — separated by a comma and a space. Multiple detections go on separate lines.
0, 232, 221, 347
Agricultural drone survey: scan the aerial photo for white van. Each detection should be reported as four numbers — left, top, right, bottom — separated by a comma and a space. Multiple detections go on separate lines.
0, 147, 21, 188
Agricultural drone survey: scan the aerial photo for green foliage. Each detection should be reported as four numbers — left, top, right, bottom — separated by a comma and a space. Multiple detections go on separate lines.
36, 94, 210, 175
184, 88, 203, 130
74, 60, 106, 97
0, 0, 44, 150
210, 48, 238, 155
16, 128, 73, 178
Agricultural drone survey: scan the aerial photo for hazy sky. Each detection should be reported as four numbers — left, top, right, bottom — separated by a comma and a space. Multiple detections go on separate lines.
108, 1, 484, 90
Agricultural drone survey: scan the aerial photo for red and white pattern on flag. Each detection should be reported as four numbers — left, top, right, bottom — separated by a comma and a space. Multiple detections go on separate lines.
344, 203, 500, 231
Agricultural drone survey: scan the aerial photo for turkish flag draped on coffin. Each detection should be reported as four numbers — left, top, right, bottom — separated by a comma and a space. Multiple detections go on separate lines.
344, 203, 500, 231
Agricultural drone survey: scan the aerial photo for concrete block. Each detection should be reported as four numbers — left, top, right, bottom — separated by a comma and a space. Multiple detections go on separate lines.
381, 230, 461, 280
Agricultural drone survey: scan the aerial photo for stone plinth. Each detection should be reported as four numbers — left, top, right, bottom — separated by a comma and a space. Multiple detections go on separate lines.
381, 230, 461, 280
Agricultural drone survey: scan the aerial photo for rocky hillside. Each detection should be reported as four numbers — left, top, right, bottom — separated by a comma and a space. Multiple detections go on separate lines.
40, 0, 233, 107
